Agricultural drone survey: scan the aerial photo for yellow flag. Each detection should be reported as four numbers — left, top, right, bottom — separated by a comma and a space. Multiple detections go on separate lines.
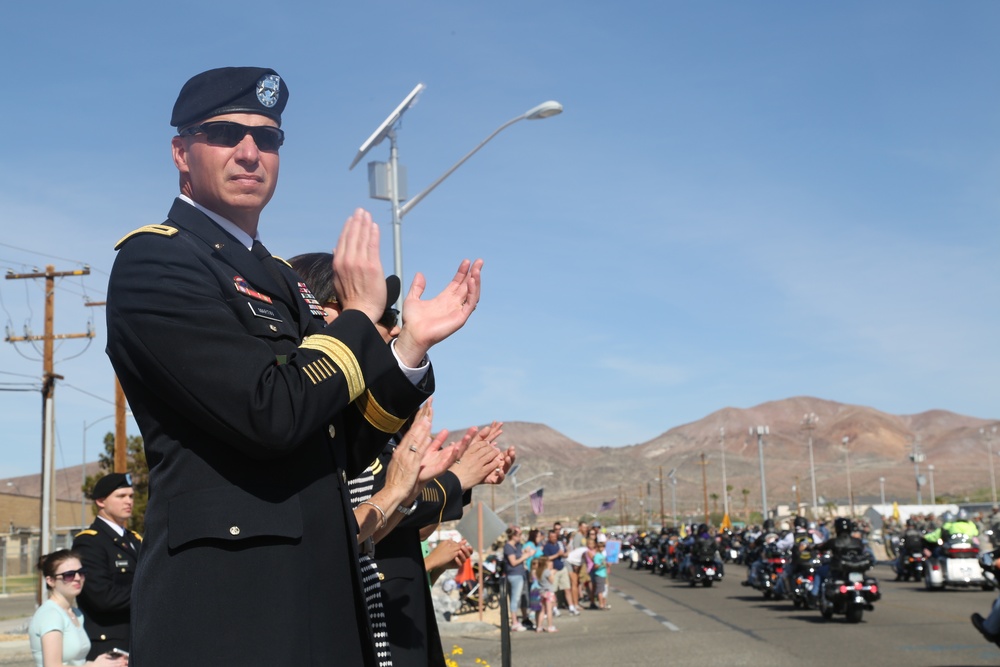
721, 513, 733, 530
892, 501, 901, 521
679, 523, 687, 538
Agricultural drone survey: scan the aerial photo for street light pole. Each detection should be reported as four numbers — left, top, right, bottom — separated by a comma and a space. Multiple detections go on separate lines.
843, 436, 854, 517
354, 88, 563, 311
910, 437, 925, 505
667, 468, 677, 528
928, 464, 936, 505
507, 468, 553, 526
750, 426, 769, 520
982, 427, 998, 505
719, 428, 730, 519
802, 413, 819, 518
879, 476, 886, 508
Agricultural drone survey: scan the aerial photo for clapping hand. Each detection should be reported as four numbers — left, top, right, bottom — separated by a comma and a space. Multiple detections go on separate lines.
393, 259, 483, 367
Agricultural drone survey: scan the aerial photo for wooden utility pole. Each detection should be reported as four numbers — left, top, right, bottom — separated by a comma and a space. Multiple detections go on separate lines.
6, 265, 93, 597
84, 301, 128, 472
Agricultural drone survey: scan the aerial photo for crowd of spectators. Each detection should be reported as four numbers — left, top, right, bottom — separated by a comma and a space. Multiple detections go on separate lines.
499, 521, 614, 633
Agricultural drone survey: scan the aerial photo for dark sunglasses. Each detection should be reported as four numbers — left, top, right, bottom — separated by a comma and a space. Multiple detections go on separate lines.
378, 307, 399, 330
53, 568, 86, 582
179, 121, 284, 151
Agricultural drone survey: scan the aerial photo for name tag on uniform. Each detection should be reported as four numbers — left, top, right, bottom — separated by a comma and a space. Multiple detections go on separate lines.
115, 560, 129, 568
247, 302, 283, 322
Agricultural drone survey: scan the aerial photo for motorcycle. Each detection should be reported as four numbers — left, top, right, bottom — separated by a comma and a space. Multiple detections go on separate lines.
784, 555, 822, 609
750, 543, 789, 599
895, 551, 927, 582
924, 533, 990, 591
682, 556, 724, 587
817, 556, 880, 623
623, 541, 640, 569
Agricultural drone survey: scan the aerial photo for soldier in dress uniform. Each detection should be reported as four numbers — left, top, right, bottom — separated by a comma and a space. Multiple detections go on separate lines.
105, 66, 482, 667
72, 472, 140, 659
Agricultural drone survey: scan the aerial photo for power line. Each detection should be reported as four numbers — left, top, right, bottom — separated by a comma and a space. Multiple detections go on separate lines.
0, 241, 94, 269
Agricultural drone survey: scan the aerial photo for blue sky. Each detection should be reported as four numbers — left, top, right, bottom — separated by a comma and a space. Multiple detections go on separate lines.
1, 2, 998, 478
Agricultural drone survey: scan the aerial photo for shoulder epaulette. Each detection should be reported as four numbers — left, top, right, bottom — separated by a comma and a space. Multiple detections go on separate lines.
130, 530, 143, 542
115, 224, 179, 250
271, 255, 293, 269
75, 529, 98, 538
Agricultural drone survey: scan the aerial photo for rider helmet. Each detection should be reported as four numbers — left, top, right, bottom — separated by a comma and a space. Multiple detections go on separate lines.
763, 519, 775, 532
941, 511, 955, 524
697, 523, 709, 535
957, 508, 969, 521
833, 517, 851, 535
793, 516, 808, 529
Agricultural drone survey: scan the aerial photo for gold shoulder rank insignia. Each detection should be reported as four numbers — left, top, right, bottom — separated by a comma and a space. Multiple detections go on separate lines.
130, 530, 143, 542
271, 255, 293, 269
75, 529, 98, 538
114, 224, 179, 250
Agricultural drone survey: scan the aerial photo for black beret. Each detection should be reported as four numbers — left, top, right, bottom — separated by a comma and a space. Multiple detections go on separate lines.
91, 472, 133, 500
171, 67, 288, 129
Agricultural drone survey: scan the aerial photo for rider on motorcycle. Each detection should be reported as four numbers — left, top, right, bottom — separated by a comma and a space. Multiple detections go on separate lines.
924, 509, 979, 556
744, 519, 778, 587
812, 517, 873, 597
775, 516, 818, 595
895, 519, 926, 578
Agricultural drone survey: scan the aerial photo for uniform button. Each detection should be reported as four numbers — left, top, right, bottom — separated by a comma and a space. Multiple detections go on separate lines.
378, 572, 384, 581
100, 634, 107, 641
269, 324, 278, 332
121, 568, 126, 573
328, 425, 336, 438
230, 526, 241, 536
214, 243, 224, 249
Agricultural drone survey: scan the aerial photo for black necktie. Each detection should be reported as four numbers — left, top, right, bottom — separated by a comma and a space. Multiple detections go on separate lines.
251, 240, 296, 305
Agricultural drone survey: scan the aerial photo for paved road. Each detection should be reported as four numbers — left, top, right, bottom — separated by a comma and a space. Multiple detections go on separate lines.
5, 563, 1000, 666
454, 562, 1000, 667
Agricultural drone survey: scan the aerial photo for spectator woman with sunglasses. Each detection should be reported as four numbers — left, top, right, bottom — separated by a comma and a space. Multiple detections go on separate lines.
29, 550, 126, 667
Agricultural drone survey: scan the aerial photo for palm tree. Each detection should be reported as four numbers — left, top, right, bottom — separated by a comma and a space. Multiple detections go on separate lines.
741, 488, 751, 523
710, 492, 719, 514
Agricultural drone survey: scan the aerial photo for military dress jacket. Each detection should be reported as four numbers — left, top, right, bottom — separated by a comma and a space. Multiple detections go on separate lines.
372, 443, 467, 667
71, 519, 141, 658
106, 199, 432, 667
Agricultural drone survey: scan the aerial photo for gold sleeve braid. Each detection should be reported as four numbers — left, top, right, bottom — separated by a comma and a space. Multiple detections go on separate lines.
355, 391, 406, 434
299, 335, 365, 401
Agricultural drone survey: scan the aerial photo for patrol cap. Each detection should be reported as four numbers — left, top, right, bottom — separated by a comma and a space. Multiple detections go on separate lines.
91, 472, 133, 500
171, 67, 288, 129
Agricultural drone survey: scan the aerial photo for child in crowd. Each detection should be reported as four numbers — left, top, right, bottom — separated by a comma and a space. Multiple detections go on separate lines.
588, 538, 608, 610
533, 556, 558, 633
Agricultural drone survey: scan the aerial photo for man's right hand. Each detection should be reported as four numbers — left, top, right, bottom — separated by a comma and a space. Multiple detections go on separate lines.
332, 208, 386, 323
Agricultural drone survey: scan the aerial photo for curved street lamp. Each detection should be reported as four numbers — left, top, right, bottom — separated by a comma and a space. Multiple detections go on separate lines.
353, 87, 563, 310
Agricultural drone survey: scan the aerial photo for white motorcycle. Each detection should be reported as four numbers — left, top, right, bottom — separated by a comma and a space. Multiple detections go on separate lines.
925, 533, 991, 591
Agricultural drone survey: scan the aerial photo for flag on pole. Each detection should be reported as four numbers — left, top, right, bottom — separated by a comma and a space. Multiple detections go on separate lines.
529, 488, 544, 515
598, 499, 616, 513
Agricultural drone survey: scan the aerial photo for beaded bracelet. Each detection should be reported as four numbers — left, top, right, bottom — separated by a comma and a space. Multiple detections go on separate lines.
359, 500, 387, 530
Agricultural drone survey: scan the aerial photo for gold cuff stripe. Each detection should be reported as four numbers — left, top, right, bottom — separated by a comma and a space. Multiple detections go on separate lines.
432, 478, 448, 525
114, 224, 178, 250
355, 391, 406, 434
299, 335, 364, 400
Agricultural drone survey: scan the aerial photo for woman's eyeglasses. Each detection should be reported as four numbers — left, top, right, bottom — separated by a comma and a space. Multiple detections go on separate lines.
53, 568, 86, 582
378, 308, 399, 330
